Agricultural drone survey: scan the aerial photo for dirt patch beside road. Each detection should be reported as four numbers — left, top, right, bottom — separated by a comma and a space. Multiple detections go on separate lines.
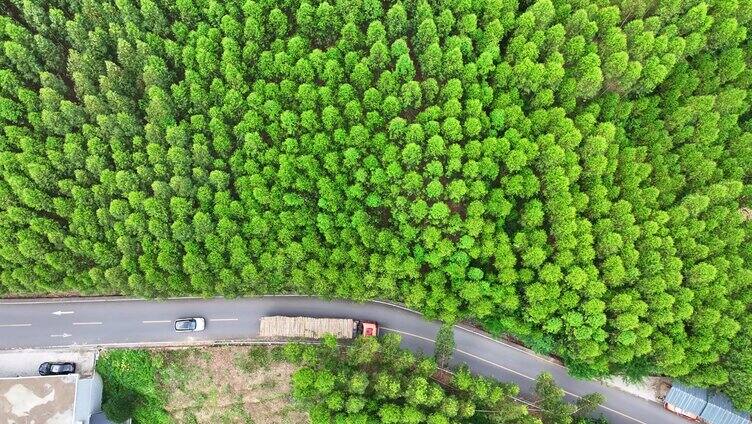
158, 346, 307, 424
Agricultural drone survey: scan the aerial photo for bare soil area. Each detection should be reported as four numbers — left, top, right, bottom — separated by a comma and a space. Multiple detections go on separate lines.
157, 346, 307, 424
741, 207, 752, 221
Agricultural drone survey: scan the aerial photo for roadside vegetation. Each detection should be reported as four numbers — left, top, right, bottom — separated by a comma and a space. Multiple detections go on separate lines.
98, 336, 607, 424
97, 345, 307, 424
1, 0, 751, 410
288, 334, 607, 424
97, 349, 170, 423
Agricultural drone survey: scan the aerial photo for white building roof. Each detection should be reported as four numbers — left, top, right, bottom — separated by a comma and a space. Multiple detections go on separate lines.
0, 374, 78, 423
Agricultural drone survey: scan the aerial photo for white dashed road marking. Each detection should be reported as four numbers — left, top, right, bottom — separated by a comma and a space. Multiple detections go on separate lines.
382, 327, 649, 424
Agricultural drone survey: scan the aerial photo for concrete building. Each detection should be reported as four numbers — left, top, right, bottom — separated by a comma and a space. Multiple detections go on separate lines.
0, 372, 112, 424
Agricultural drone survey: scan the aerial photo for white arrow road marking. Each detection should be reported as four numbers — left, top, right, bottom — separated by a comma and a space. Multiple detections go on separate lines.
142, 320, 171, 324
50, 333, 71, 338
0, 323, 32, 327
210, 318, 239, 322
73, 322, 102, 325
52, 310, 74, 315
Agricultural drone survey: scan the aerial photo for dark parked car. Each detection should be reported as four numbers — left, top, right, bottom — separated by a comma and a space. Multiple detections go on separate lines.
39, 362, 76, 376
174, 317, 205, 332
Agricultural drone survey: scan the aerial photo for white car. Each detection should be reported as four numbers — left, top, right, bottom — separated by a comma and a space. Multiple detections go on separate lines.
174, 317, 205, 332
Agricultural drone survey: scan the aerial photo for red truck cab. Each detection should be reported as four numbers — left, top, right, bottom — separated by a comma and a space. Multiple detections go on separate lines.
358, 321, 379, 336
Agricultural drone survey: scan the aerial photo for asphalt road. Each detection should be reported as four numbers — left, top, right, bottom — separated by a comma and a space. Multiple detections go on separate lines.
0, 296, 683, 424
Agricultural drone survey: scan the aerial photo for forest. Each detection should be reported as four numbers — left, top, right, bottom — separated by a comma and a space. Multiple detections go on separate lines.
0, 0, 751, 411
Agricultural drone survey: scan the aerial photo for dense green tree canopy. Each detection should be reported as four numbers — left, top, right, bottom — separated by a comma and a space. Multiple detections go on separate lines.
1, 0, 751, 409
286, 334, 604, 423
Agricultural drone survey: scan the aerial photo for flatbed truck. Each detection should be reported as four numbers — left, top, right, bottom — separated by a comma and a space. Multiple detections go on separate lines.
259, 316, 378, 339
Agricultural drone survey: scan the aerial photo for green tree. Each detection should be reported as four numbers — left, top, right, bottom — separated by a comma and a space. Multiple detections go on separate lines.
434, 323, 455, 368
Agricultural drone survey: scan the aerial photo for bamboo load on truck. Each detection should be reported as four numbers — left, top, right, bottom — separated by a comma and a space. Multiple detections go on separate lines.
259, 316, 379, 339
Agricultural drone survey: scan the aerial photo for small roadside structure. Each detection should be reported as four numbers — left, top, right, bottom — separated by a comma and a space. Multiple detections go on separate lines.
700, 392, 750, 424
664, 381, 708, 419
664, 381, 750, 424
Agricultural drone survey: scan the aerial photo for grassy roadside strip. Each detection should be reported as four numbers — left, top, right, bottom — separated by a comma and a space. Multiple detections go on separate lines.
97, 345, 308, 424
96, 349, 170, 424
98, 336, 609, 424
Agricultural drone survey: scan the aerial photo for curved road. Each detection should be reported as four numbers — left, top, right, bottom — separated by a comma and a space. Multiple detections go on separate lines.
0, 296, 681, 424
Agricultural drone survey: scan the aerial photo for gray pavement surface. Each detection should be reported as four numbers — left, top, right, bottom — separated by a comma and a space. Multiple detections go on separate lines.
0, 295, 683, 424
0, 348, 97, 378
